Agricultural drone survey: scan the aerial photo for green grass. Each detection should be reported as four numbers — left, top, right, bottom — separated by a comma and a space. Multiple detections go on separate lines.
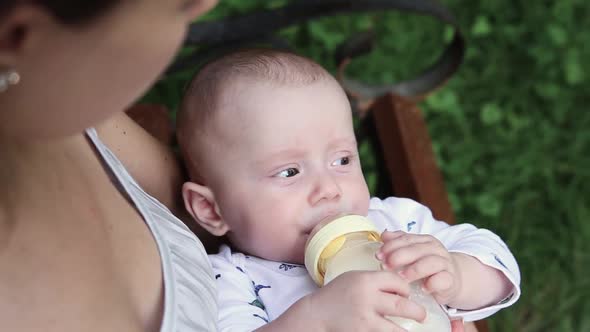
143, 1, 590, 330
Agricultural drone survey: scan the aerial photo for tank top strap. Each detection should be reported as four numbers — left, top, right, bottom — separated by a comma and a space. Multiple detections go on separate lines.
85, 127, 218, 332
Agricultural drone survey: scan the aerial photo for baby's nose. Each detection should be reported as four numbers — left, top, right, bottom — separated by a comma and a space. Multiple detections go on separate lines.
308, 175, 342, 205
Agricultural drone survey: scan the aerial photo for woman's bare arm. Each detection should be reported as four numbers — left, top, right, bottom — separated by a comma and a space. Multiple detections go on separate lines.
96, 111, 224, 252
96, 111, 184, 213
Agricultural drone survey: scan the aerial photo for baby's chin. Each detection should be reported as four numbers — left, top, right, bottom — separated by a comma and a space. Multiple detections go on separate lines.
259, 250, 305, 265
236, 243, 306, 265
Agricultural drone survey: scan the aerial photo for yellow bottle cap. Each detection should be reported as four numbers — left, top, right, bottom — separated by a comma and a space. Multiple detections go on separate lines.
304, 215, 380, 286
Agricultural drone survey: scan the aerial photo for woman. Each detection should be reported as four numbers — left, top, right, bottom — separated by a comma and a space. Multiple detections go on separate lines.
0, 1, 218, 331
0, 1, 466, 331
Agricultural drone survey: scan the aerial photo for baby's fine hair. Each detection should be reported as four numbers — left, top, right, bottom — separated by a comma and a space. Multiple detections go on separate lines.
177, 48, 335, 182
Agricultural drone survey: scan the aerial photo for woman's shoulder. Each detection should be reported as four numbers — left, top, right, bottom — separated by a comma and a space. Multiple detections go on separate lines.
96, 112, 184, 213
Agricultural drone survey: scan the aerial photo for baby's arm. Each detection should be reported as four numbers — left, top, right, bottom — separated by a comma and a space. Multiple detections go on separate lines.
447, 249, 514, 309
379, 230, 515, 310
372, 197, 520, 321
212, 246, 425, 332
432, 223, 520, 319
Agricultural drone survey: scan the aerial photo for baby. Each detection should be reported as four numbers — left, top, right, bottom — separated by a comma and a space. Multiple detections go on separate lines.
177, 49, 521, 331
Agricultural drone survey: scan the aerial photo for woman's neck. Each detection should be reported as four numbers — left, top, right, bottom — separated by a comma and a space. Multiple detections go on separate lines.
0, 132, 96, 230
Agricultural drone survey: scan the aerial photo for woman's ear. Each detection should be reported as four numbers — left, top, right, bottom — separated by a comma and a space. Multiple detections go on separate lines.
0, 4, 47, 66
182, 182, 229, 236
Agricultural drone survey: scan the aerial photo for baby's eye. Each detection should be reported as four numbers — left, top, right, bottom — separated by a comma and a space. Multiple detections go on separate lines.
277, 168, 300, 178
332, 156, 351, 166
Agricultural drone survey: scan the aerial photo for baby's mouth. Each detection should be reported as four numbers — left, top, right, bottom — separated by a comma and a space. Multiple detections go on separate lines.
319, 211, 347, 225
303, 212, 343, 236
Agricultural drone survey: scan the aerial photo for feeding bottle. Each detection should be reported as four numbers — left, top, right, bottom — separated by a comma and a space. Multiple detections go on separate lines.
304, 215, 451, 332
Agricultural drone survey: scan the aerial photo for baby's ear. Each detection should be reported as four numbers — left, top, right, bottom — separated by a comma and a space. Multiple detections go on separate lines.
182, 182, 229, 236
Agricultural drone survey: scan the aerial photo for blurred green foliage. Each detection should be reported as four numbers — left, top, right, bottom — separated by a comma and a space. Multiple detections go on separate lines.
143, 1, 590, 330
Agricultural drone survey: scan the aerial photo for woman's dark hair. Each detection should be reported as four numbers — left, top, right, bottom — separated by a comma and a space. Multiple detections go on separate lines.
0, 0, 122, 25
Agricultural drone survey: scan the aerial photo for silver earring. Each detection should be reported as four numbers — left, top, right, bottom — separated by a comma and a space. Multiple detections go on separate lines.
0, 69, 20, 92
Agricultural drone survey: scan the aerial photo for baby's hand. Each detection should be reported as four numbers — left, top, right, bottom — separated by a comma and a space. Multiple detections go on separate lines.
306, 270, 426, 332
377, 230, 462, 305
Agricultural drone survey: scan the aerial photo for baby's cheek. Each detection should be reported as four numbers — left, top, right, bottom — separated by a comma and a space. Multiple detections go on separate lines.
352, 187, 371, 215
350, 175, 370, 208
252, 219, 298, 261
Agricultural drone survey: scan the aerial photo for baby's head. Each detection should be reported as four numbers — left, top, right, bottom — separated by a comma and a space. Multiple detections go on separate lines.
177, 49, 370, 264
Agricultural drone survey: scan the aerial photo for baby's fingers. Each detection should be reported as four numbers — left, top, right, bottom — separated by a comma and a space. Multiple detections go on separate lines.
423, 271, 456, 303
380, 230, 406, 242
377, 233, 432, 260
381, 241, 446, 272
377, 292, 426, 324
372, 270, 412, 297
399, 254, 448, 282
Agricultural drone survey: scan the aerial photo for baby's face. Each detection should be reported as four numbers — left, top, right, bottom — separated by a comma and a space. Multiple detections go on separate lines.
207, 78, 370, 264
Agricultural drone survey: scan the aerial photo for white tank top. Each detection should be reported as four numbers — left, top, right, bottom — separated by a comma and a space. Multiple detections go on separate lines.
86, 128, 218, 332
